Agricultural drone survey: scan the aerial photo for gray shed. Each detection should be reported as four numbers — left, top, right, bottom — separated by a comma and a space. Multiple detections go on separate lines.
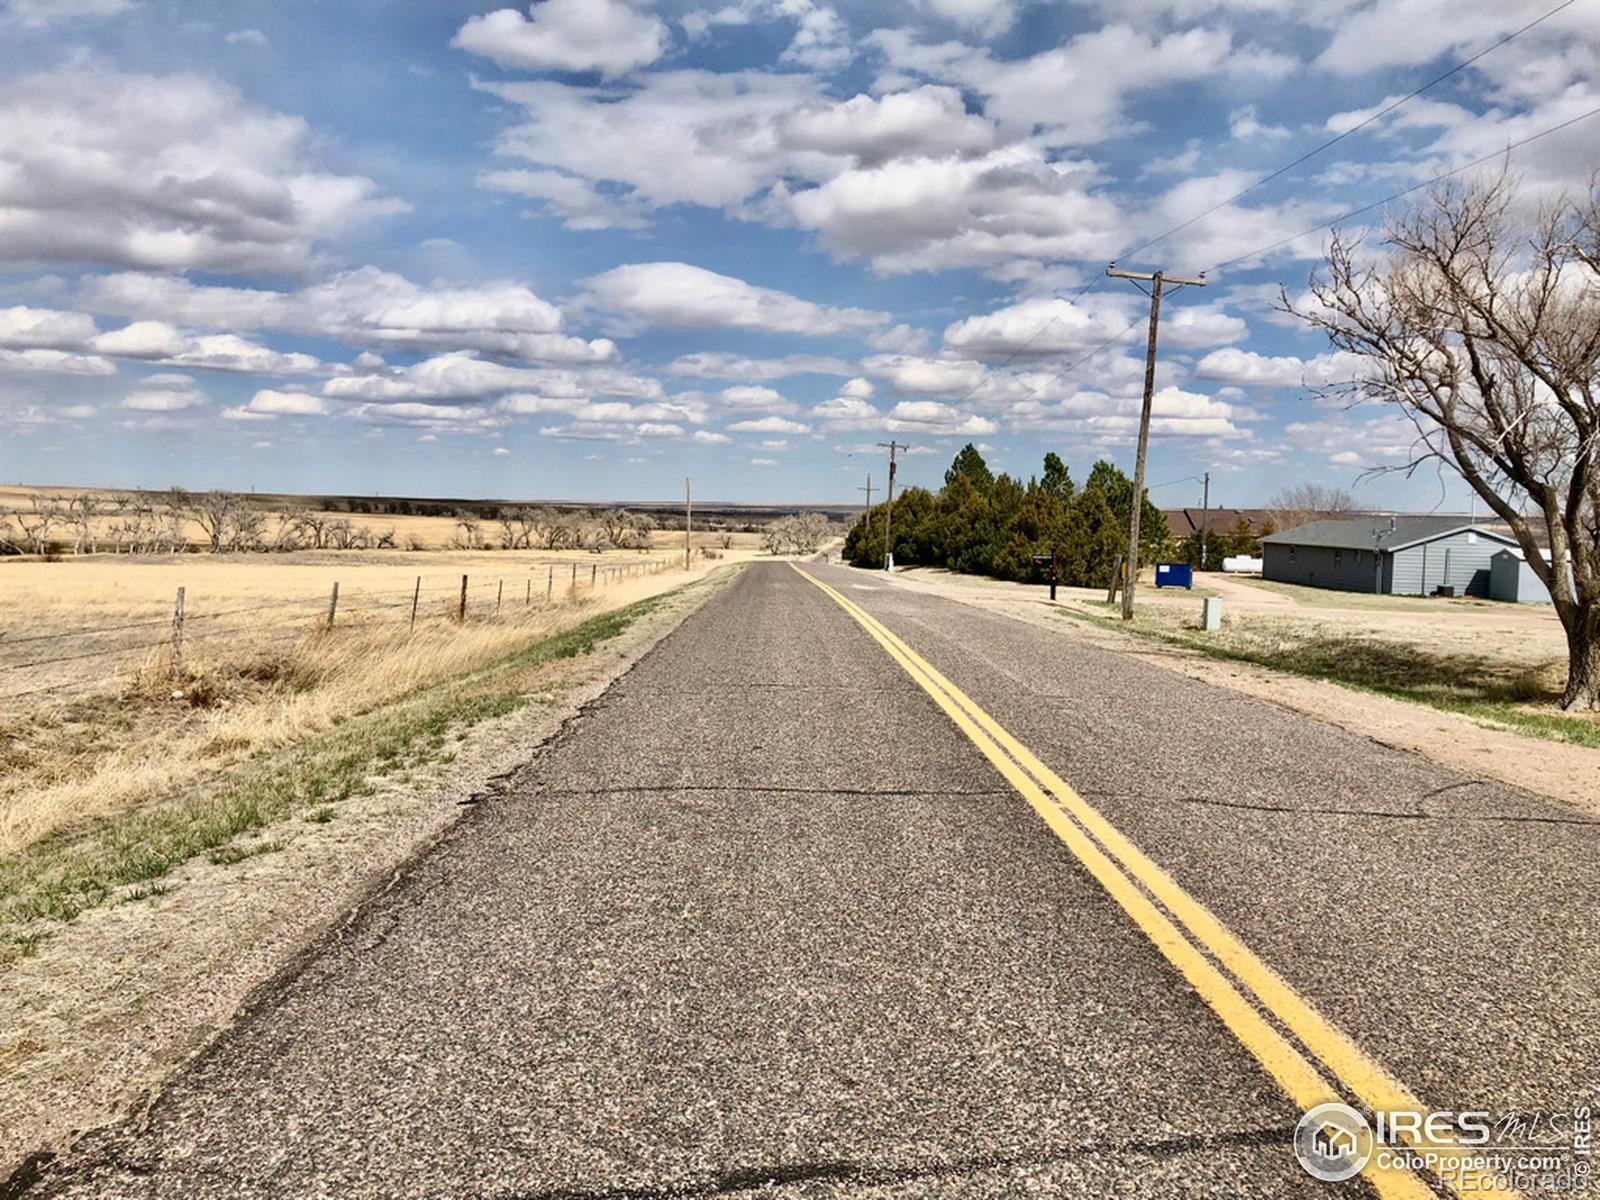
1261, 516, 1518, 596
1490, 549, 1560, 604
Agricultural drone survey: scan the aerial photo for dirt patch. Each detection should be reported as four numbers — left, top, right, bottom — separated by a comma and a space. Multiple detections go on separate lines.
0, 567, 738, 1180
882, 567, 1600, 814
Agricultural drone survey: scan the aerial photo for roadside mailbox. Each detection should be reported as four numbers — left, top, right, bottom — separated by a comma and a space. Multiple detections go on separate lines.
1155, 562, 1193, 589
1031, 549, 1059, 601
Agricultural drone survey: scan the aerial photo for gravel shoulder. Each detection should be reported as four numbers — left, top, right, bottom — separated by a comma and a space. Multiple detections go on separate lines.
0, 566, 740, 1184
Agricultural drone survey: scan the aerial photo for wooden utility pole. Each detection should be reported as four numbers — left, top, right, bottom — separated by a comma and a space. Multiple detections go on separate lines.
876, 441, 908, 571
1199, 470, 1211, 570
858, 474, 873, 513
684, 477, 692, 571
1106, 264, 1206, 620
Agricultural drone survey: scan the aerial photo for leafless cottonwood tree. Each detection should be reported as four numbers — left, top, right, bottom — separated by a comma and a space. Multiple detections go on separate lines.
66, 493, 101, 553
16, 495, 62, 554
1267, 483, 1357, 532
1294, 170, 1600, 708
452, 510, 483, 549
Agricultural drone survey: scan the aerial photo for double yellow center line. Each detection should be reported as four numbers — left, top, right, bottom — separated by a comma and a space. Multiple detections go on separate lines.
792, 564, 1512, 1200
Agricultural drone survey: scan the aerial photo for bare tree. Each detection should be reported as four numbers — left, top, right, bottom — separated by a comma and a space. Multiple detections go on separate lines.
1267, 483, 1358, 532
531, 506, 572, 550
326, 517, 355, 549
374, 527, 397, 549
405, 532, 428, 552
188, 491, 246, 553
267, 509, 305, 552
789, 512, 830, 554
452, 510, 483, 550
0, 514, 19, 555
16, 495, 62, 555
1293, 169, 1600, 708
64, 492, 101, 554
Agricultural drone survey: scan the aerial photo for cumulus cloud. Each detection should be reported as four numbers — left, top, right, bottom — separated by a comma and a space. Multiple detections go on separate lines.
861, 353, 986, 396
90, 321, 321, 373
777, 85, 994, 164
664, 351, 854, 380
581, 262, 885, 335
244, 388, 328, 416
1195, 347, 1362, 389
6, 0, 135, 26
452, 0, 668, 79
81, 268, 615, 365
0, 347, 116, 375
123, 373, 206, 411
0, 306, 100, 349
717, 385, 795, 412
477, 169, 651, 230
728, 415, 809, 433
0, 65, 405, 272
323, 351, 661, 404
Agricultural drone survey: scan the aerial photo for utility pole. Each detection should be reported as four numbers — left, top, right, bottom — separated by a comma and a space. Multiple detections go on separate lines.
858, 473, 873, 513
1199, 470, 1211, 571
684, 477, 692, 571
1106, 264, 1206, 620
876, 441, 907, 572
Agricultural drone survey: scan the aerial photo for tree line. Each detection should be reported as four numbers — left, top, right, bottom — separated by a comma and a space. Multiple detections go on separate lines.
843, 445, 1174, 587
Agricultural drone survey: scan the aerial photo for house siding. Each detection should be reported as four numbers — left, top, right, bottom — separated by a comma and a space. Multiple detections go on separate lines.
1388, 530, 1513, 596
1262, 543, 1382, 592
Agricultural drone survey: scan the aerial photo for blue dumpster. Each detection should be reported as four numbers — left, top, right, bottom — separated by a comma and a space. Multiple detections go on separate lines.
1155, 562, 1193, 589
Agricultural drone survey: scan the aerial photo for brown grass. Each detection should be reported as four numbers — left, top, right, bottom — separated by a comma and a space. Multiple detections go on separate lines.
0, 547, 755, 859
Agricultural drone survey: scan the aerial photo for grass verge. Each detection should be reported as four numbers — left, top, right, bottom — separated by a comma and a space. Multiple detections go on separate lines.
1059, 603, 1600, 750
0, 585, 688, 947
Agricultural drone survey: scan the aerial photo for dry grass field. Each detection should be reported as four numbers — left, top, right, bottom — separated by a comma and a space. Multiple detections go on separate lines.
0, 521, 787, 951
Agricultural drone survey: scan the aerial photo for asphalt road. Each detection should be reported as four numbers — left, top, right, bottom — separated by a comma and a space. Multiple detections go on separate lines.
22, 562, 1600, 1199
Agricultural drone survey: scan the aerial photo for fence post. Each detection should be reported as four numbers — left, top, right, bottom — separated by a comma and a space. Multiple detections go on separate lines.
571, 563, 577, 587
458, 574, 468, 622
547, 565, 553, 601
591, 563, 597, 587
410, 576, 420, 630
525, 579, 531, 606
326, 582, 339, 629
497, 580, 503, 612
170, 586, 185, 681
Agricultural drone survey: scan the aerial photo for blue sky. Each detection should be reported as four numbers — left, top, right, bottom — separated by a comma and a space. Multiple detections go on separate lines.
0, 0, 1596, 509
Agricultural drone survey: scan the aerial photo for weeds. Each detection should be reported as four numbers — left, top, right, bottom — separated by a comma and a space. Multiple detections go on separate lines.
1064, 606, 1600, 749
0, 586, 693, 929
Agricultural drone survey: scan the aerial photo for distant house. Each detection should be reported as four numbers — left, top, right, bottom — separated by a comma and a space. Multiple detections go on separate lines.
1261, 516, 1518, 596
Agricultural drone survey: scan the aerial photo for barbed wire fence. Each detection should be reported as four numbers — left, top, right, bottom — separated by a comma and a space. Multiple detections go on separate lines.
0, 556, 676, 707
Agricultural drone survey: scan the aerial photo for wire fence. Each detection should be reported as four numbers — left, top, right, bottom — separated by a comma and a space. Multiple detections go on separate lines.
0, 556, 676, 707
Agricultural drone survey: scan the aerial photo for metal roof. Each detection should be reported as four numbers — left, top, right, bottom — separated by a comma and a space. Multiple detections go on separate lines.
1260, 516, 1518, 553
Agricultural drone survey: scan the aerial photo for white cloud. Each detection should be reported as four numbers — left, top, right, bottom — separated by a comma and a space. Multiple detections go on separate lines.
664, 351, 854, 380
750, 456, 779, 466
492, 445, 512, 456
728, 415, 809, 433
692, 429, 731, 444
81, 268, 614, 365
323, 351, 661, 405
245, 388, 327, 416
225, 28, 267, 46
0, 347, 116, 375
914, 0, 1017, 37
581, 262, 885, 335
1195, 347, 1362, 388
478, 169, 651, 230
452, 0, 668, 79
718, 385, 795, 412
841, 376, 874, 398
123, 374, 206, 411
0, 306, 99, 349
861, 353, 986, 396
778, 85, 993, 164
90, 321, 321, 374
1228, 104, 1289, 141
6, 0, 134, 26
0, 65, 405, 272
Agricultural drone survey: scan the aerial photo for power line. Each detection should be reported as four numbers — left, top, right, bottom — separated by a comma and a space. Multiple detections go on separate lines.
949, 3, 1572, 402
1118, 0, 1575, 265
1199, 102, 1600, 275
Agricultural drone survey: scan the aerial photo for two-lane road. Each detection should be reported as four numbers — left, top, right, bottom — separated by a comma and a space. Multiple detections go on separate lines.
25, 562, 1600, 1198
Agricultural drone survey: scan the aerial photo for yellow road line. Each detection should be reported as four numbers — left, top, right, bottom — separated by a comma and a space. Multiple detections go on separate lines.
792, 563, 1512, 1200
